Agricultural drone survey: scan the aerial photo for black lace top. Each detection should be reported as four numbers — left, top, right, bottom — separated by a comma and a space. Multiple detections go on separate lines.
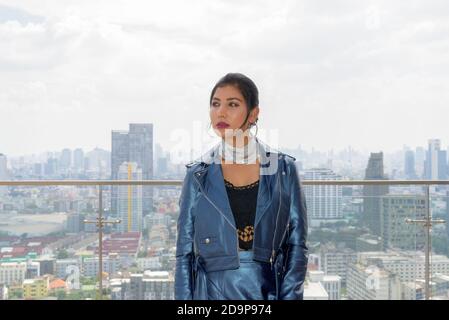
224, 178, 259, 251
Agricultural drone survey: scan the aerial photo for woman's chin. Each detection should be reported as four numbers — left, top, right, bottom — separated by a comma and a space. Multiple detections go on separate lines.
213, 127, 234, 138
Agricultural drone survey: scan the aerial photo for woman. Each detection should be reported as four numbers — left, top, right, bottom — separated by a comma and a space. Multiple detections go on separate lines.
175, 73, 308, 300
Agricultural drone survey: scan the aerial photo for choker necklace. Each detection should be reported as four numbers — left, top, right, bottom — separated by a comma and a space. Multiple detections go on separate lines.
218, 136, 259, 164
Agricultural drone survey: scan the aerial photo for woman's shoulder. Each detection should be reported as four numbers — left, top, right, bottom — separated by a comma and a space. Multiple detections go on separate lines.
275, 151, 296, 166
276, 152, 299, 178
279, 152, 296, 162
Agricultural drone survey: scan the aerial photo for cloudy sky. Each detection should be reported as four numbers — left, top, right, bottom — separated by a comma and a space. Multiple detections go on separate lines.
1, 0, 449, 158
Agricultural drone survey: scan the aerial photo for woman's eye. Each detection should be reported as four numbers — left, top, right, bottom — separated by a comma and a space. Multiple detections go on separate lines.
229, 103, 239, 107
211, 102, 220, 107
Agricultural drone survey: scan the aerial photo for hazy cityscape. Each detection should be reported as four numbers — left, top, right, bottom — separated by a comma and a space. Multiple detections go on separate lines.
1, 0, 449, 302
1, 123, 449, 300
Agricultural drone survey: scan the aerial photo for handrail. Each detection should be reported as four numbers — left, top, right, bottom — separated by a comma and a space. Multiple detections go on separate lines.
0, 179, 449, 186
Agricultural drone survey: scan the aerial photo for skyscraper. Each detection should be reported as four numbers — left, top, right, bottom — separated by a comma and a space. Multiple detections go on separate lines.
415, 146, 426, 178
73, 148, 84, 173
446, 191, 449, 246
381, 195, 426, 251
118, 162, 143, 233
363, 152, 389, 236
438, 150, 448, 180
44, 158, 58, 176
404, 150, 416, 179
424, 139, 447, 180
303, 168, 343, 225
0, 154, 7, 179
85, 147, 110, 177
111, 124, 153, 218
59, 148, 72, 174
0, 154, 8, 197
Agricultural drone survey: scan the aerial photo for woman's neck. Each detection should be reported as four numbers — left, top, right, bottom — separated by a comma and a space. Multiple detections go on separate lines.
223, 135, 252, 148
219, 134, 258, 164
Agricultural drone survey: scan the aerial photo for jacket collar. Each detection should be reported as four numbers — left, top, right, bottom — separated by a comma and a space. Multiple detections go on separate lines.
192, 138, 280, 229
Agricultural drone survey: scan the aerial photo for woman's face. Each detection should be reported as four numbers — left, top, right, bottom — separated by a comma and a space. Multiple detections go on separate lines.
210, 85, 259, 142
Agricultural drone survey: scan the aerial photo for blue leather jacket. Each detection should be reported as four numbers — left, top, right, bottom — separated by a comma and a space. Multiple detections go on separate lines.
175, 139, 308, 300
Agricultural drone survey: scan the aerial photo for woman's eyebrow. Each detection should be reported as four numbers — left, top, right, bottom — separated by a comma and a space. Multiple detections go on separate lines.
227, 97, 242, 102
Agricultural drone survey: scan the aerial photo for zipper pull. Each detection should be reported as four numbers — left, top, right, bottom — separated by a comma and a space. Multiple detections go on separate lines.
270, 249, 276, 270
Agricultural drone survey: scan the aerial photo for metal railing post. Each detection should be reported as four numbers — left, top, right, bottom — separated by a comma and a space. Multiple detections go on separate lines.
405, 185, 446, 300
425, 185, 430, 300
84, 185, 121, 300
99, 186, 103, 300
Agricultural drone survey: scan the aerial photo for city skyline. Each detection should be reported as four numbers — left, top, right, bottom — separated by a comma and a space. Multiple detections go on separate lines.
2, 1, 449, 302
4, 136, 449, 162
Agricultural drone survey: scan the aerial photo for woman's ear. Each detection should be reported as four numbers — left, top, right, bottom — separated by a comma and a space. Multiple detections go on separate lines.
251, 106, 260, 123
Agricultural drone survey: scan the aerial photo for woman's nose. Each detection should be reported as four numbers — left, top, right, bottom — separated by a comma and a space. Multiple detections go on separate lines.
216, 105, 227, 116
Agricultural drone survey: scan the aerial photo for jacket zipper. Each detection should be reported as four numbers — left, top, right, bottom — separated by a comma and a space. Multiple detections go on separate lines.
278, 160, 291, 273
193, 171, 241, 266
270, 171, 282, 270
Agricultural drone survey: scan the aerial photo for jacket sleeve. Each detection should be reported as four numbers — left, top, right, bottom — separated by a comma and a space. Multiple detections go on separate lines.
174, 167, 196, 300
279, 160, 309, 300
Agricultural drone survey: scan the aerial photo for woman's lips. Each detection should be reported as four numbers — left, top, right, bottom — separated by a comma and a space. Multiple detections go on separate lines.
216, 122, 230, 128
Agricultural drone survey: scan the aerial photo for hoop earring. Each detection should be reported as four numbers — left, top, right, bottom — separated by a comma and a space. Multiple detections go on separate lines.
249, 122, 258, 137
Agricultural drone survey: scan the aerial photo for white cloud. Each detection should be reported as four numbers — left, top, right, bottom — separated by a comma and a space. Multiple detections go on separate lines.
0, 0, 449, 157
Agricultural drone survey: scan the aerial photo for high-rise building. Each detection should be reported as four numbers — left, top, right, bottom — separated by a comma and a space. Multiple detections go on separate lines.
363, 152, 389, 236
354, 251, 449, 284
110, 271, 174, 300
111, 124, 153, 218
445, 191, 449, 244
35, 258, 55, 276
415, 147, 426, 178
55, 259, 79, 280
347, 261, 402, 300
25, 261, 40, 279
44, 158, 58, 176
381, 195, 426, 251
85, 148, 110, 170
33, 163, 44, 177
0, 153, 8, 196
303, 168, 343, 224
424, 139, 447, 180
73, 148, 84, 173
156, 157, 168, 177
404, 150, 417, 179
0, 154, 7, 179
66, 213, 86, 234
320, 244, 356, 284
59, 148, 72, 174
0, 262, 26, 285
82, 254, 120, 278
424, 139, 439, 180
118, 162, 143, 233
438, 150, 448, 180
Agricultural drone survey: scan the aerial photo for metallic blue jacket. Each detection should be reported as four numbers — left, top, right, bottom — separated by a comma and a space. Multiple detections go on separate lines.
175, 139, 308, 300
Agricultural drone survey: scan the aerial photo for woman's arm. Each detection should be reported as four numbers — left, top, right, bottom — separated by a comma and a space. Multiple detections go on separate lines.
279, 159, 309, 300
174, 167, 196, 300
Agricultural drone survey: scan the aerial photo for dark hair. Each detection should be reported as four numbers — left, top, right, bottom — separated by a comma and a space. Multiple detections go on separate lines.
209, 73, 259, 130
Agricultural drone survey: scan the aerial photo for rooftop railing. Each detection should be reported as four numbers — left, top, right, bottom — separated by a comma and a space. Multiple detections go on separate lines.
0, 179, 448, 300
